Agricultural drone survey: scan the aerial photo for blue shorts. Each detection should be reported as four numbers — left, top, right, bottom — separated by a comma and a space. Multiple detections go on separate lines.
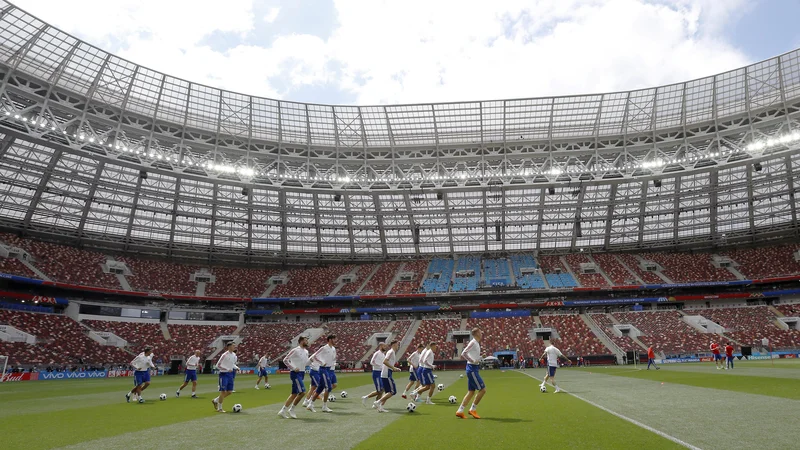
548, 366, 557, 377
330, 371, 337, 385
309, 369, 321, 387
727, 356, 734, 363
258, 368, 269, 377
714, 354, 722, 361
420, 368, 434, 386
134, 370, 150, 386
381, 373, 397, 395
466, 364, 485, 391
316, 367, 333, 394
409, 369, 418, 382
218, 372, 234, 392
416, 367, 424, 382
184, 369, 197, 382
372, 370, 383, 392
290, 371, 306, 395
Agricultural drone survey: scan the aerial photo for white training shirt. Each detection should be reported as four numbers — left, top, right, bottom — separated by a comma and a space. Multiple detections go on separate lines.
381, 349, 397, 378
186, 355, 200, 370
312, 344, 337, 368
408, 350, 421, 371
257, 356, 269, 369
462, 338, 481, 365
419, 348, 435, 369
308, 348, 322, 371
130, 353, 154, 371
216, 350, 239, 373
544, 345, 564, 367
370, 349, 386, 371
283, 345, 310, 372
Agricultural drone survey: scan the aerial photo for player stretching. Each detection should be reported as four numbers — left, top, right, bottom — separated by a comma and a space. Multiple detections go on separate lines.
362, 342, 387, 407
306, 334, 337, 413
646, 346, 660, 370
402, 344, 424, 399
540, 343, 569, 393
376, 340, 401, 412
456, 328, 485, 419
278, 336, 310, 419
411, 342, 438, 404
127, 347, 156, 403
710, 342, 723, 370
177, 350, 202, 398
255, 354, 270, 389
725, 343, 734, 370
303, 345, 323, 407
212, 342, 239, 413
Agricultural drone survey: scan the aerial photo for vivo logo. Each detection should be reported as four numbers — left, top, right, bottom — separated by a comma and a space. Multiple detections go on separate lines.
39, 370, 107, 380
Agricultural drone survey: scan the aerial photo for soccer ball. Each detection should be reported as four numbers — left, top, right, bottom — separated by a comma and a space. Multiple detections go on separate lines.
232, 404, 242, 413
159, 393, 167, 401
448, 395, 457, 404
340, 391, 348, 398
406, 402, 417, 413
437, 383, 444, 391
328, 394, 336, 402
433, 374, 438, 379
540, 385, 547, 393
459, 374, 464, 378
265, 383, 271, 389
138, 398, 145, 403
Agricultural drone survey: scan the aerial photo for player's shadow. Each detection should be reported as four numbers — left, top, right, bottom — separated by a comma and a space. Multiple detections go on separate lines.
296, 417, 333, 422
481, 417, 530, 423
327, 411, 362, 416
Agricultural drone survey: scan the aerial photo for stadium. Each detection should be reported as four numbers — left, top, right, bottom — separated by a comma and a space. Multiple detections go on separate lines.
1, 1, 799, 448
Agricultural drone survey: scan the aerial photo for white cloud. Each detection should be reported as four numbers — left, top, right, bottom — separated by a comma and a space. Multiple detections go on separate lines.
14, 0, 754, 105
263, 7, 281, 24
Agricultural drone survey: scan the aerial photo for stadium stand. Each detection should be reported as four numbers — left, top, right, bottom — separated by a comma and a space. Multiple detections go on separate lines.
422, 258, 455, 293
236, 322, 315, 364
451, 256, 481, 292
694, 306, 800, 350
391, 320, 414, 344
467, 316, 543, 358
591, 254, 638, 285
538, 256, 578, 288
271, 265, 353, 297
322, 320, 391, 363
83, 320, 166, 354
117, 257, 199, 294
510, 254, 546, 289
645, 252, 736, 283
617, 254, 663, 284
164, 324, 237, 358
612, 310, 711, 356
361, 262, 401, 294
0, 255, 35, 278
337, 264, 378, 296
484, 258, 513, 287
724, 244, 800, 279
204, 267, 280, 297
588, 313, 641, 352
776, 303, 800, 316
390, 260, 428, 294
539, 314, 608, 356
564, 254, 609, 287
411, 319, 460, 360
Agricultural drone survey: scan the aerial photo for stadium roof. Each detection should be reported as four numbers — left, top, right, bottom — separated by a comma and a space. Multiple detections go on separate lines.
0, 0, 798, 263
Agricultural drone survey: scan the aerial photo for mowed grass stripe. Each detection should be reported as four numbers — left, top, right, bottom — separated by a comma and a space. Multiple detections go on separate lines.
0, 373, 370, 449
590, 364, 800, 399
355, 370, 684, 450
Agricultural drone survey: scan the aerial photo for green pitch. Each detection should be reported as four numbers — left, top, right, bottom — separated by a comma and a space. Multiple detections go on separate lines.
1, 360, 798, 449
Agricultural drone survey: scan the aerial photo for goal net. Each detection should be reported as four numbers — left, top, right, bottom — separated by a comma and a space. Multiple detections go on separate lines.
0, 355, 8, 382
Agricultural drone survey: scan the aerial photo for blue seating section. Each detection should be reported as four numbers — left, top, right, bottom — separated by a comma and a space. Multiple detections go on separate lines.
484, 258, 512, 287
452, 256, 481, 292
421, 258, 454, 293
545, 273, 578, 288
510, 255, 546, 289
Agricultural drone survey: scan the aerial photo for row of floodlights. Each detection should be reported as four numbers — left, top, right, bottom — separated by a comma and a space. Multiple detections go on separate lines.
3, 110, 799, 183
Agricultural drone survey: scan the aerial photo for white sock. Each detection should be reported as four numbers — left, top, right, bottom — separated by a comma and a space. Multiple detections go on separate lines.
214, 396, 219, 402
457, 406, 464, 413
279, 406, 286, 412
470, 403, 476, 411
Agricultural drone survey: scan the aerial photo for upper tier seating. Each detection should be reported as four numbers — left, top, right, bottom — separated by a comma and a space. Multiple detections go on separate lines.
776, 304, 800, 317
612, 310, 711, 355
591, 254, 638, 285
118, 257, 198, 294
422, 258, 454, 293
645, 252, 736, 283
539, 314, 608, 356
337, 264, 378, 296
271, 265, 353, 297
693, 306, 800, 350
236, 322, 315, 364
564, 254, 609, 287
322, 320, 391, 363
391, 260, 429, 294
205, 267, 280, 297
484, 258, 512, 287
724, 244, 800, 279
538, 256, 578, 288
617, 254, 664, 284
411, 319, 460, 360
510, 254, 545, 289
0, 256, 35, 278
588, 313, 641, 351
362, 262, 401, 295
451, 256, 481, 292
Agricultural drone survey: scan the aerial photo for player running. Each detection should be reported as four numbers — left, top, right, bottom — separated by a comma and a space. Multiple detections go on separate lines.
456, 328, 485, 419
255, 354, 270, 389
306, 334, 337, 413
278, 336, 310, 419
362, 342, 387, 407
646, 346, 660, 370
303, 344, 323, 407
710, 342, 723, 370
401, 344, 425, 399
177, 350, 202, 398
540, 343, 569, 393
212, 342, 239, 413
725, 343, 735, 370
411, 341, 438, 404
375, 340, 401, 412
127, 347, 156, 403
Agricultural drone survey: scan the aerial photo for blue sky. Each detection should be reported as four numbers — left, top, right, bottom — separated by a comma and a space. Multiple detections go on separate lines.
14, 0, 800, 105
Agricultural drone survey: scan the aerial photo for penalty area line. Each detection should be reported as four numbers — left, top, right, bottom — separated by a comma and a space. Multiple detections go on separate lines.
517, 370, 702, 450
